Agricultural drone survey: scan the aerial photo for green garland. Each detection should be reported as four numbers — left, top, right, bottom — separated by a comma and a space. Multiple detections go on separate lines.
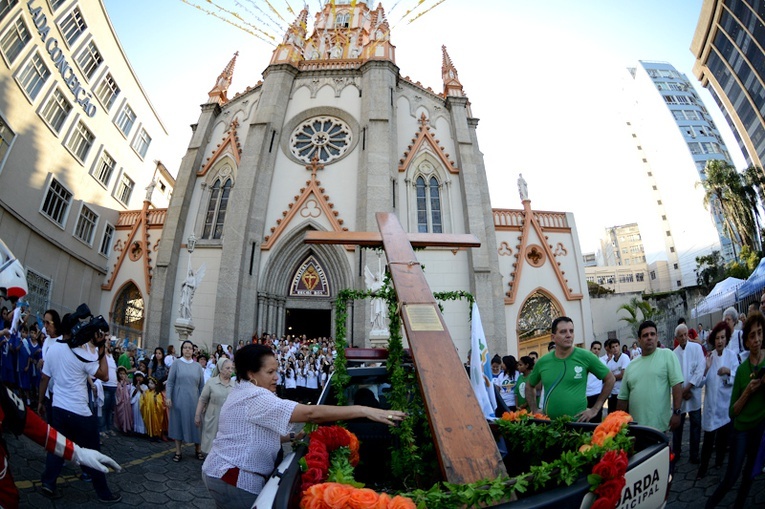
332, 270, 475, 489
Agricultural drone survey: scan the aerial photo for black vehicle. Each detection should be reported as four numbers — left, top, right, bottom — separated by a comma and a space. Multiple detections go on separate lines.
253, 364, 670, 509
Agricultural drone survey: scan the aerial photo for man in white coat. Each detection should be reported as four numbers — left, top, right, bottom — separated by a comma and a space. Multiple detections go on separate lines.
673, 324, 705, 464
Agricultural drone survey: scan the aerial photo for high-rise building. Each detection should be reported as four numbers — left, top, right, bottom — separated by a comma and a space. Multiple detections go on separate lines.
623, 60, 736, 288
584, 223, 658, 294
691, 0, 765, 169
0, 0, 173, 318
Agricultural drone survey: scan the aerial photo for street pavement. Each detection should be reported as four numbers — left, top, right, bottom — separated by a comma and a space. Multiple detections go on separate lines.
5, 419, 765, 508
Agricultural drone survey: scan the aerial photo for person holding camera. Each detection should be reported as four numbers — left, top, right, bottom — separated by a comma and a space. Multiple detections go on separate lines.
37, 306, 122, 503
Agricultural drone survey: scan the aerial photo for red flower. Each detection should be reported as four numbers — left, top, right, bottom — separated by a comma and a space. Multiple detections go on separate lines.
305, 443, 330, 471
593, 450, 628, 481
301, 467, 329, 493
594, 478, 626, 505
312, 425, 351, 450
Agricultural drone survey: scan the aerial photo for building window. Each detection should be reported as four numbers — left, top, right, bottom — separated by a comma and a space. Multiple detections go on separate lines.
17, 52, 50, 100
112, 282, 143, 345
0, 115, 15, 163
673, 263, 679, 269
650, 271, 656, 280
0, 16, 30, 63
73, 204, 97, 245
335, 12, 350, 28
25, 268, 51, 319
0, 0, 17, 23
58, 7, 86, 46
416, 175, 442, 233
40, 88, 72, 133
670, 246, 675, 253
76, 40, 102, 80
115, 173, 133, 205
41, 178, 72, 226
289, 115, 351, 163
115, 104, 136, 136
94, 150, 115, 186
131, 127, 151, 158
95, 73, 119, 110
99, 223, 114, 256
677, 280, 682, 287
67, 121, 94, 162
202, 178, 232, 239
50, 0, 67, 10
636, 273, 644, 282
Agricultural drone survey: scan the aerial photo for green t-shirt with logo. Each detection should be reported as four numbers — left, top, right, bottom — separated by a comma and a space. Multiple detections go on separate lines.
527, 348, 610, 418
514, 372, 527, 408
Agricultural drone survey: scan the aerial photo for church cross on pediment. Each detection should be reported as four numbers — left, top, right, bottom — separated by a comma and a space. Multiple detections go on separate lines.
304, 213, 506, 485
306, 155, 325, 178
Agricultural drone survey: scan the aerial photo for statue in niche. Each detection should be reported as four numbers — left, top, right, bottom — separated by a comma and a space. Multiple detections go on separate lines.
179, 264, 206, 321
364, 258, 387, 334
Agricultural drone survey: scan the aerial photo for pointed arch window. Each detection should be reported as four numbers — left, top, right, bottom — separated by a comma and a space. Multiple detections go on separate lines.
518, 291, 562, 342
416, 176, 442, 233
202, 178, 232, 239
113, 282, 144, 346
335, 12, 350, 28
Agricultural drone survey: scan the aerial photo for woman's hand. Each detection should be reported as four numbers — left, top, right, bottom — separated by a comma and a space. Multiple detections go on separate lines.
194, 414, 201, 427
364, 407, 407, 425
166, 398, 172, 409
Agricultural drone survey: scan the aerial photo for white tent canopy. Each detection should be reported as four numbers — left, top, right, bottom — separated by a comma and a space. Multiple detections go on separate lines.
692, 277, 745, 318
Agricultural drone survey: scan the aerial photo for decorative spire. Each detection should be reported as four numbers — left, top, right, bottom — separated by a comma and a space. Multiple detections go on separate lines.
441, 45, 465, 97
207, 51, 238, 105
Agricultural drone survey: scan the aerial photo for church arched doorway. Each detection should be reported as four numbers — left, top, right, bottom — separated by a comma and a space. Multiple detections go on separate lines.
516, 289, 563, 357
283, 254, 333, 340
111, 281, 144, 346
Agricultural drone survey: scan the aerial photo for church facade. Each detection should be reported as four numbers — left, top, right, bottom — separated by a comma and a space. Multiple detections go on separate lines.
143, 2, 592, 357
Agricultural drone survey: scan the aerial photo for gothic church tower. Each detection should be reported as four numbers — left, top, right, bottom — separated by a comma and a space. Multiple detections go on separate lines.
146, 2, 506, 355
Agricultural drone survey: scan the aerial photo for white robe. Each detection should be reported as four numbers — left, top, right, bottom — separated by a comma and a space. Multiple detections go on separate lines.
699, 349, 739, 432
674, 341, 705, 412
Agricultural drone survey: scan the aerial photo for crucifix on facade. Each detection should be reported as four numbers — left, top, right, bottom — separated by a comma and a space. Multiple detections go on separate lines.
304, 212, 507, 484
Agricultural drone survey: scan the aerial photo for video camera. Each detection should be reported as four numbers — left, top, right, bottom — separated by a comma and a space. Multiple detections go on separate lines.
66, 303, 109, 348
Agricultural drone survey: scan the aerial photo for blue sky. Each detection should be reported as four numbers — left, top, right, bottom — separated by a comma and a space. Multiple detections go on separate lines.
103, 0, 739, 258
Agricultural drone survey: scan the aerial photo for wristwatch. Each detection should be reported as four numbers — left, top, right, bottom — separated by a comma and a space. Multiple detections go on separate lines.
289, 432, 296, 441
673, 408, 682, 416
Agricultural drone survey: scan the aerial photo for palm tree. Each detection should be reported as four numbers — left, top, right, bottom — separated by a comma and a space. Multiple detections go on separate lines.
618, 297, 660, 338
697, 160, 758, 257
742, 165, 765, 251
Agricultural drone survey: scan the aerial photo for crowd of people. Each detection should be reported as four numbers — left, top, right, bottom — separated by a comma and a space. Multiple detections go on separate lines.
482, 301, 765, 509
1, 290, 763, 507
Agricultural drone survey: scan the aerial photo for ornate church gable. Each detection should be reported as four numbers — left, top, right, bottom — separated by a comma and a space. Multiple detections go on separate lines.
495, 205, 583, 305
289, 255, 330, 297
261, 156, 351, 251
102, 202, 166, 294
399, 113, 458, 174
197, 118, 242, 177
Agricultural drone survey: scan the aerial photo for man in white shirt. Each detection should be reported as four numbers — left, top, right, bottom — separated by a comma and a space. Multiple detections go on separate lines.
723, 307, 747, 362
605, 338, 630, 415
38, 315, 121, 503
673, 324, 705, 464
585, 341, 607, 423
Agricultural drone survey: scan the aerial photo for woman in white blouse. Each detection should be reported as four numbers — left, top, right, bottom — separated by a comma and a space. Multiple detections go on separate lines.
201, 345, 405, 509
697, 321, 740, 479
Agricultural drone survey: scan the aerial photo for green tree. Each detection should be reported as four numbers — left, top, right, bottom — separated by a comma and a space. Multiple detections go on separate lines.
697, 160, 759, 256
618, 297, 660, 338
695, 250, 725, 292
587, 281, 614, 297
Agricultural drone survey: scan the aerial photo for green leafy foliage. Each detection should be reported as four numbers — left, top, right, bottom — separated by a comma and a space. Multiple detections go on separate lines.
326, 447, 364, 488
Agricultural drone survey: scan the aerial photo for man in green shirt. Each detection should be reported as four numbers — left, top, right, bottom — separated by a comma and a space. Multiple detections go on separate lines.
526, 317, 614, 421
617, 320, 684, 432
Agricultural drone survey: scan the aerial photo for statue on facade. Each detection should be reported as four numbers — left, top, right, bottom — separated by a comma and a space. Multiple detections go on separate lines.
145, 179, 156, 201
364, 262, 387, 333
518, 173, 529, 202
179, 264, 206, 321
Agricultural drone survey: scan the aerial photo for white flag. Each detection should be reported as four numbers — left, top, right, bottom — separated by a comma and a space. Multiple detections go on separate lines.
470, 302, 497, 420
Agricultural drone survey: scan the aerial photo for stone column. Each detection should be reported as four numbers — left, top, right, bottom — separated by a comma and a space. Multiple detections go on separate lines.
146, 103, 221, 350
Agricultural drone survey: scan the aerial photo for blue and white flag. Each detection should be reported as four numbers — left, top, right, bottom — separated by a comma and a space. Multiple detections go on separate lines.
470, 302, 497, 420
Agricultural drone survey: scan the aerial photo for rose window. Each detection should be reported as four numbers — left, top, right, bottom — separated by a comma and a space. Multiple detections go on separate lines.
290, 116, 352, 163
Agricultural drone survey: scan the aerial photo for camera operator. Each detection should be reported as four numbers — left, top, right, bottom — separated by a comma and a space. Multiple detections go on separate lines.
37, 309, 121, 503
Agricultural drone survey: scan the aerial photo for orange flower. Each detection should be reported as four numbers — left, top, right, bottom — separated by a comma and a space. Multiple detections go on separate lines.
605, 411, 632, 427
374, 493, 391, 509
579, 444, 593, 453
349, 488, 380, 509
531, 413, 549, 421
300, 484, 330, 509
388, 495, 417, 509
591, 429, 613, 446
323, 483, 353, 508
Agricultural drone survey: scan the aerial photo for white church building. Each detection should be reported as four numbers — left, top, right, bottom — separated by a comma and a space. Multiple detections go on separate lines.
136, 1, 592, 358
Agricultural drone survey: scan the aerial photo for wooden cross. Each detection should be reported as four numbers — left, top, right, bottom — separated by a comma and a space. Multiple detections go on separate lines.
305, 212, 507, 484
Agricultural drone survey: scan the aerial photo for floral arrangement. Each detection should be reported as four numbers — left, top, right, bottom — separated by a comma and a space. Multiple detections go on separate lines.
501, 408, 549, 422
584, 411, 633, 509
300, 425, 417, 509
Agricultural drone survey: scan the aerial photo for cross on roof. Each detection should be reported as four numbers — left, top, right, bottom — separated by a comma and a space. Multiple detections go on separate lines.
304, 212, 506, 484
306, 154, 325, 178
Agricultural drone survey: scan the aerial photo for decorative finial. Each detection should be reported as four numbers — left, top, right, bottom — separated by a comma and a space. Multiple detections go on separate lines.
441, 45, 465, 97
207, 52, 238, 105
